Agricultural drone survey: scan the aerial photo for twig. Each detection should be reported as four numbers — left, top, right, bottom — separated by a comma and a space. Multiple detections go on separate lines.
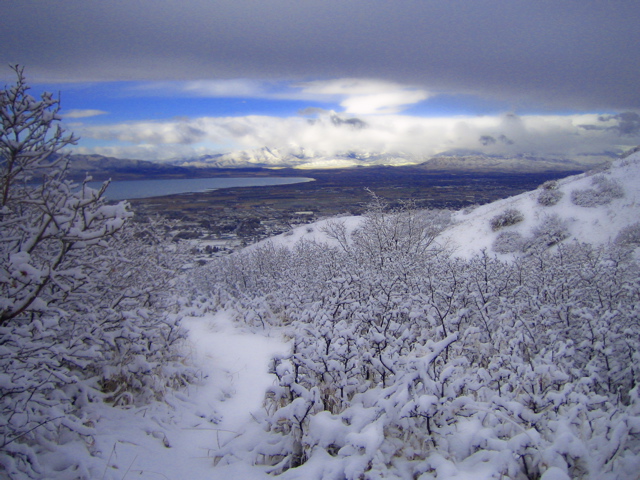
121, 453, 138, 480
101, 443, 116, 480
0, 415, 65, 449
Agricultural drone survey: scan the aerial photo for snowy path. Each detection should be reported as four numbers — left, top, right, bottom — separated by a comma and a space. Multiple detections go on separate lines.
94, 312, 289, 480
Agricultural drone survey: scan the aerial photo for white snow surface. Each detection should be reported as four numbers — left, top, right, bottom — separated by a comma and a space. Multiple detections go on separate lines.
442, 153, 640, 258
91, 312, 289, 480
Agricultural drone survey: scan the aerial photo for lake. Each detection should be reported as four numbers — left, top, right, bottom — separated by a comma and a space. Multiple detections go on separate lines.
89, 177, 315, 201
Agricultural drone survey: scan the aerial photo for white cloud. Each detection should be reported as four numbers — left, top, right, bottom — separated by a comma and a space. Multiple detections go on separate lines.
142, 79, 269, 98
340, 91, 429, 115
297, 79, 431, 115
74, 112, 640, 162
136, 78, 431, 115
73, 144, 199, 162
298, 79, 401, 96
62, 109, 108, 119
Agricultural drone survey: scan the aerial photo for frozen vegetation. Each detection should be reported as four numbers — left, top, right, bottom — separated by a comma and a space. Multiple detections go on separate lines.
2, 70, 640, 479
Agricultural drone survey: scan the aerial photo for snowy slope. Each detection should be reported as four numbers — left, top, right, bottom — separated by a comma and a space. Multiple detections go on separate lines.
442, 152, 640, 258
262, 152, 640, 257
204, 150, 640, 480
166, 151, 639, 480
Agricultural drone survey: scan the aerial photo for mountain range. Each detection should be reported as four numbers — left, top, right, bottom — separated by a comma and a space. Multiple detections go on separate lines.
173, 146, 610, 171
65, 148, 613, 181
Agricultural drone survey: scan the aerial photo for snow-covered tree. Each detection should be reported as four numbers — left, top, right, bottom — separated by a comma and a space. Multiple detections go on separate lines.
0, 67, 194, 479
0, 65, 130, 324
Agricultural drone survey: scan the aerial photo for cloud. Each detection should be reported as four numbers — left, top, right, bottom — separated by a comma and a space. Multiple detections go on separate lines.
140, 79, 271, 98
134, 78, 430, 115
599, 113, 640, 136
61, 109, 108, 119
330, 113, 367, 129
479, 135, 514, 147
73, 111, 640, 162
298, 79, 430, 114
73, 144, 202, 162
84, 120, 208, 145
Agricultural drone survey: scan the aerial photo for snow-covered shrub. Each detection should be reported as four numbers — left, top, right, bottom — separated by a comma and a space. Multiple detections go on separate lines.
0, 215, 196, 479
349, 192, 451, 266
462, 203, 479, 214
205, 215, 640, 479
523, 214, 570, 252
571, 175, 624, 207
493, 230, 524, 253
537, 189, 564, 206
540, 179, 559, 190
615, 222, 640, 247
489, 207, 524, 231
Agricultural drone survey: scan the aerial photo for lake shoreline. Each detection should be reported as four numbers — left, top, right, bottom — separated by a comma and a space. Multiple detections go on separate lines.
93, 176, 315, 201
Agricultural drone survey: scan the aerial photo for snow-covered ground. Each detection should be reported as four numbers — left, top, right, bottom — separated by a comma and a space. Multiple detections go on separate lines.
92, 312, 289, 480
442, 154, 640, 258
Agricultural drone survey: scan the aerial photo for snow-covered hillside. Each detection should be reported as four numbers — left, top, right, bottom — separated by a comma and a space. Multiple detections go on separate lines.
443, 151, 640, 257
266, 151, 640, 257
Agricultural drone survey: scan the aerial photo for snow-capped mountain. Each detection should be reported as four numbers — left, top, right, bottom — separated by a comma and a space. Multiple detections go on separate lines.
173, 146, 604, 171
173, 146, 420, 169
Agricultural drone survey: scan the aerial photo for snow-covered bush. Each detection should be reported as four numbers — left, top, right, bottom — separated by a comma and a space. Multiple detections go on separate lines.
489, 207, 525, 231
571, 175, 624, 207
493, 230, 524, 253
523, 214, 570, 252
462, 203, 479, 214
537, 189, 564, 206
615, 222, 640, 247
540, 179, 559, 190
348, 192, 451, 265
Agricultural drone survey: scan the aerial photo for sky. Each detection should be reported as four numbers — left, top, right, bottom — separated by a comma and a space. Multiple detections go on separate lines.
2, 1, 640, 163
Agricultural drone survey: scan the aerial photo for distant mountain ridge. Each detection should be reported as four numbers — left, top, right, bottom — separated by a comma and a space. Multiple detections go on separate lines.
62, 154, 201, 181
174, 146, 608, 171
64, 148, 613, 181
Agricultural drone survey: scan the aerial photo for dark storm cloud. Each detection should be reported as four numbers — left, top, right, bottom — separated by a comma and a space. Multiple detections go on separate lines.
600, 113, 640, 136
2, 0, 639, 111
480, 135, 497, 146
579, 112, 640, 136
330, 114, 368, 130
479, 135, 514, 146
